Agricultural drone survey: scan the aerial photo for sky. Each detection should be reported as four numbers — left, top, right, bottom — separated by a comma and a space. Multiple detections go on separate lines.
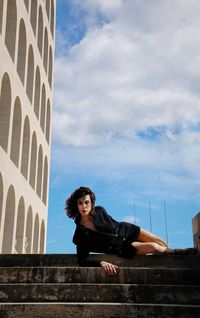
47, 0, 200, 253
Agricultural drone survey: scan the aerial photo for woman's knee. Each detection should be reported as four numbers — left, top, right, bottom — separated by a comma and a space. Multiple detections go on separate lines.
151, 242, 166, 253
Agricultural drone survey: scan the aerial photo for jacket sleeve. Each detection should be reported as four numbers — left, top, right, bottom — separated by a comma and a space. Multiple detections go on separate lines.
76, 244, 101, 267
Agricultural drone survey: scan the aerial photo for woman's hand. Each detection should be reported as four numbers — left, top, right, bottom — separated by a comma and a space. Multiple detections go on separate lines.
100, 261, 119, 276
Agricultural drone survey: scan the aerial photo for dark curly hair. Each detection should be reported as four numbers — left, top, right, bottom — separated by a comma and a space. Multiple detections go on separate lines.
65, 186, 96, 219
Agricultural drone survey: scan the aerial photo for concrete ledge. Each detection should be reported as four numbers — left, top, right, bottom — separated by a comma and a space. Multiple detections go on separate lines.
0, 283, 199, 305
0, 254, 200, 268
0, 303, 200, 318
0, 267, 199, 285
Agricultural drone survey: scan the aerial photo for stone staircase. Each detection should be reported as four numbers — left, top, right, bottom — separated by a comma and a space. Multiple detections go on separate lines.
0, 254, 199, 318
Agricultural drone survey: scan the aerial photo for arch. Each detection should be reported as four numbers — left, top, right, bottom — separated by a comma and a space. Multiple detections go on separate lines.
5, 0, 17, 61
33, 213, 39, 253
17, 19, 27, 84
50, 0, 55, 38
20, 116, 30, 179
15, 197, 25, 253
48, 46, 53, 88
29, 132, 37, 189
10, 97, 22, 167
40, 84, 46, 132
0, 173, 3, 230
0, 73, 12, 152
45, 99, 51, 143
30, 0, 38, 35
39, 220, 45, 253
0, 0, 4, 34
2, 185, 15, 253
25, 206, 33, 253
42, 157, 48, 205
43, 28, 48, 73
37, 6, 43, 56
33, 67, 41, 119
24, 0, 29, 12
36, 145, 43, 197
45, 0, 50, 20
26, 45, 34, 102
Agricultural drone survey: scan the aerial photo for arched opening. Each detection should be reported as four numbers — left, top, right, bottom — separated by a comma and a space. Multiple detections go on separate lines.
43, 28, 48, 73
45, 0, 50, 20
48, 46, 53, 88
37, 6, 43, 56
25, 206, 33, 253
0, 73, 12, 152
2, 185, 15, 253
40, 84, 46, 132
50, 0, 55, 38
24, 0, 29, 12
26, 45, 34, 102
10, 97, 22, 167
15, 197, 25, 254
42, 157, 48, 205
33, 213, 39, 253
0, 173, 3, 230
30, 0, 38, 35
29, 132, 37, 189
5, 0, 17, 61
39, 220, 45, 253
45, 99, 51, 144
17, 19, 27, 85
36, 145, 43, 198
33, 67, 41, 119
20, 116, 30, 179
0, 0, 4, 34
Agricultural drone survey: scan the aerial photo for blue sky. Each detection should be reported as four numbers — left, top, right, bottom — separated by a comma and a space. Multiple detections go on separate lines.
47, 0, 200, 253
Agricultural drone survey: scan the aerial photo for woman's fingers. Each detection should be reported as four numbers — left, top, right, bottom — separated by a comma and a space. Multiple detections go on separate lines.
100, 261, 119, 276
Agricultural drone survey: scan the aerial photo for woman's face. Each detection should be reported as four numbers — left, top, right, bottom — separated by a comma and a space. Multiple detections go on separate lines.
77, 194, 92, 216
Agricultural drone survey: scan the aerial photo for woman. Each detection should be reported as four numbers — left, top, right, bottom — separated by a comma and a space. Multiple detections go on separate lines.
65, 186, 196, 276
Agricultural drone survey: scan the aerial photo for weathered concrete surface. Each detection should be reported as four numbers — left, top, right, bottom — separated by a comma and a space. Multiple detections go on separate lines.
0, 303, 200, 318
0, 254, 199, 268
0, 283, 199, 305
0, 266, 199, 285
193, 212, 200, 250
0, 254, 199, 318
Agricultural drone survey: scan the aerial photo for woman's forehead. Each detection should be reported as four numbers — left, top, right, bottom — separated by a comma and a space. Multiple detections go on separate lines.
77, 194, 91, 202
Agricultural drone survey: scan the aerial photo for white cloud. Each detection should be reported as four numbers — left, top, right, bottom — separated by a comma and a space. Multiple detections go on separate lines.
52, 0, 200, 200
54, 0, 200, 147
122, 215, 140, 224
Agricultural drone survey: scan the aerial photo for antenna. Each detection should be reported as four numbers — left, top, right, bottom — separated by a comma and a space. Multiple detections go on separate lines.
133, 201, 136, 225
164, 200, 169, 245
149, 201, 152, 232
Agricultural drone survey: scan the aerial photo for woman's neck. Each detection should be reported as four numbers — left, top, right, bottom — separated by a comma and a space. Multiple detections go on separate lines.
80, 214, 96, 231
80, 214, 91, 224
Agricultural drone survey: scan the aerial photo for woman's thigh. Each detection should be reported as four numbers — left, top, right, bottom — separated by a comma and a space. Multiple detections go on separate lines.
137, 228, 167, 246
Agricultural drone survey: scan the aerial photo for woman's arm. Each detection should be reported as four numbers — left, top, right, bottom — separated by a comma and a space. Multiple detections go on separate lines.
77, 244, 119, 275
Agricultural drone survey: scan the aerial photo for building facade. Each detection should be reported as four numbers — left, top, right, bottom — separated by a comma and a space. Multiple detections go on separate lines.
0, 0, 55, 253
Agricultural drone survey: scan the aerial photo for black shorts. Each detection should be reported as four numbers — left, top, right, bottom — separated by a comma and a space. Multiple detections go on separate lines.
118, 225, 140, 259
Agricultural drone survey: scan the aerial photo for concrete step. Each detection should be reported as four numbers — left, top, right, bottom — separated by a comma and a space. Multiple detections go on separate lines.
0, 283, 199, 305
0, 254, 199, 268
0, 266, 199, 285
0, 303, 200, 318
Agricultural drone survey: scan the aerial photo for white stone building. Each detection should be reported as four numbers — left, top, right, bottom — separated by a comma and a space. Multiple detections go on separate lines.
0, 0, 55, 253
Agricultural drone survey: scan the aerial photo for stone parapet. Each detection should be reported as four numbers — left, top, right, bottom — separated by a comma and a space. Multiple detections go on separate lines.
192, 212, 200, 251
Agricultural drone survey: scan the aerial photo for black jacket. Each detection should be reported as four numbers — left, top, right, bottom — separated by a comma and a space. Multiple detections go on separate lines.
73, 206, 140, 266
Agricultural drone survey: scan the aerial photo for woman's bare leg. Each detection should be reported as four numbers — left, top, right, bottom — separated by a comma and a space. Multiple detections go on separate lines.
137, 228, 168, 247
131, 228, 168, 255
131, 228, 197, 255
132, 241, 167, 255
